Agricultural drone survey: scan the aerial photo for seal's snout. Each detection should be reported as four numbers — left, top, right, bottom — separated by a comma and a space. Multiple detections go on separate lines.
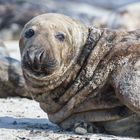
22, 47, 58, 76
23, 47, 45, 71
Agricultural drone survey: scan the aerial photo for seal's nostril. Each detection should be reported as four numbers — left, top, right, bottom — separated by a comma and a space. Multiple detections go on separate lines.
26, 51, 30, 64
39, 51, 45, 63
24, 49, 46, 71
24, 29, 35, 38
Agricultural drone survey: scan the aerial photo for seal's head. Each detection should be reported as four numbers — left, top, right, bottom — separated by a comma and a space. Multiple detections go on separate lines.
19, 13, 88, 77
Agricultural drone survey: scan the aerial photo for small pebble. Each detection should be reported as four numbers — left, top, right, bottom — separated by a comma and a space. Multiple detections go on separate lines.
74, 127, 87, 135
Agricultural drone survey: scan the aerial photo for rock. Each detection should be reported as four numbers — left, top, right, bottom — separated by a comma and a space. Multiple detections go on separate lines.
74, 122, 101, 135
0, 40, 30, 98
74, 127, 88, 135
74, 0, 140, 9
108, 2, 140, 30
1, 0, 140, 40
0, 0, 48, 40
93, 2, 140, 30
0, 0, 110, 40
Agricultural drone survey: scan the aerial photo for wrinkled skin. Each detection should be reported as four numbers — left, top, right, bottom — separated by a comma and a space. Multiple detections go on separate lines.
19, 13, 140, 137
0, 40, 29, 98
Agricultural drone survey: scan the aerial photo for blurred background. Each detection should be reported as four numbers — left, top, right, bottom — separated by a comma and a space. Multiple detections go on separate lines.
1, 1, 140, 138
0, 0, 140, 60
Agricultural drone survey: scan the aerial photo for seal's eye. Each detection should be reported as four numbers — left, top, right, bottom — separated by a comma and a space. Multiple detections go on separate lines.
55, 32, 65, 41
24, 29, 35, 38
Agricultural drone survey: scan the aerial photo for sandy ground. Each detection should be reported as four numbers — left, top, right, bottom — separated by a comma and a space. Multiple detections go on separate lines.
0, 97, 139, 140
0, 41, 139, 140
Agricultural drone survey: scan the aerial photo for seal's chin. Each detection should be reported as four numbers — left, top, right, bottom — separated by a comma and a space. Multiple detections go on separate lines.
22, 62, 59, 77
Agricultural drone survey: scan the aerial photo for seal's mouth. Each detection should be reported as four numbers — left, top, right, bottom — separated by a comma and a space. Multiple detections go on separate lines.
22, 46, 59, 77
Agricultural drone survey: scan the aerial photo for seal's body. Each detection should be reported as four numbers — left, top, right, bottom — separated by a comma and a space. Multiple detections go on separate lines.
0, 40, 29, 98
19, 13, 140, 137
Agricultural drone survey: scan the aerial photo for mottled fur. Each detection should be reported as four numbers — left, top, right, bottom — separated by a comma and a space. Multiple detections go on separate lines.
20, 13, 140, 137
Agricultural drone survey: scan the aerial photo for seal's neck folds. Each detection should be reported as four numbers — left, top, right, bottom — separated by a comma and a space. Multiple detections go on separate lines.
24, 27, 102, 92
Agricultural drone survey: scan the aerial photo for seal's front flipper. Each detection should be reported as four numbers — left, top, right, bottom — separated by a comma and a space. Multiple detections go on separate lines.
112, 58, 140, 113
